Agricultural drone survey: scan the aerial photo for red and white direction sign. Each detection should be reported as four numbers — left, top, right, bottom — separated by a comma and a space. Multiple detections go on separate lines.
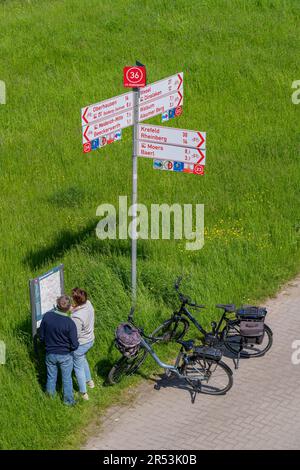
81, 92, 134, 126
81, 91, 133, 126
139, 91, 183, 122
82, 110, 133, 143
138, 124, 205, 149
139, 73, 183, 104
138, 141, 206, 164
81, 73, 183, 127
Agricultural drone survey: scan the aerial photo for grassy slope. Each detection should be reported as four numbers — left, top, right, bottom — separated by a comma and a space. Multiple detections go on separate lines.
0, 0, 300, 449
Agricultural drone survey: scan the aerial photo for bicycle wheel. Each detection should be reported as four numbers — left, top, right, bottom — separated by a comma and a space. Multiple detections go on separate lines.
181, 357, 233, 395
150, 318, 189, 343
222, 321, 273, 358
107, 347, 148, 385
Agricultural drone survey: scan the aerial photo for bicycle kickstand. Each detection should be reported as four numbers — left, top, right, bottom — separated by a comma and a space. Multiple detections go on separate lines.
190, 388, 200, 404
190, 380, 201, 404
234, 351, 240, 370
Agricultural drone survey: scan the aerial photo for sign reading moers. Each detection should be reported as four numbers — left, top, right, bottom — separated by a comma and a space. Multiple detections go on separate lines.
138, 141, 206, 164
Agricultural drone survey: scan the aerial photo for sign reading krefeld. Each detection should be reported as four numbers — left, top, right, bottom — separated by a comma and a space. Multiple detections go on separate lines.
138, 124, 205, 149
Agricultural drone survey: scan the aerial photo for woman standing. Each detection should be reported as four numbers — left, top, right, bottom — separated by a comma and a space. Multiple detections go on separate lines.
71, 287, 95, 400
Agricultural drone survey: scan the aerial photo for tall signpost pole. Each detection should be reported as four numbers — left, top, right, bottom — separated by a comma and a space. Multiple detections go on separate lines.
131, 85, 139, 306
129, 60, 146, 307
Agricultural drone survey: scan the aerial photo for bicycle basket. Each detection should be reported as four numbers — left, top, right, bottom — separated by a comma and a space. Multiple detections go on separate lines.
115, 322, 142, 357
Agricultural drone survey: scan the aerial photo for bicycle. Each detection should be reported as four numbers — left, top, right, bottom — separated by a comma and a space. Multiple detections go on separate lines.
108, 308, 233, 401
151, 277, 273, 367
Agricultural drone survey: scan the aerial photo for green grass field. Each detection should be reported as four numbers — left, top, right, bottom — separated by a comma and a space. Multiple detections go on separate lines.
0, 0, 300, 450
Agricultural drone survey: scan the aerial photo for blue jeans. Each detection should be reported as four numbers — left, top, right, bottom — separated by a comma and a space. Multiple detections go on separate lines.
73, 340, 94, 393
45, 353, 75, 405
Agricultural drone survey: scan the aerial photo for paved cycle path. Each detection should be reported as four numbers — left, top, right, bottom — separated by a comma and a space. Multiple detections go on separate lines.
84, 276, 300, 450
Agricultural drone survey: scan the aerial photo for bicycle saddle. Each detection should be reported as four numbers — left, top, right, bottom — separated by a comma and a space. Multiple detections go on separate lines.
216, 304, 236, 313
177, 339, 194, 351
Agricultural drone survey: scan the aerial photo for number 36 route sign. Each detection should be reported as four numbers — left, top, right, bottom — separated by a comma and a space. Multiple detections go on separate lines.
123, 66, 146, 88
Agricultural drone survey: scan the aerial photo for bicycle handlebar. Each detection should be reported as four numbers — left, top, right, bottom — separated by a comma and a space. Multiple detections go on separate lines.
175, 276, 205, 309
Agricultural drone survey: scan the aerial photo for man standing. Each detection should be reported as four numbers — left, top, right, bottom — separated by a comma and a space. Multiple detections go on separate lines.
39, 295, 79, 405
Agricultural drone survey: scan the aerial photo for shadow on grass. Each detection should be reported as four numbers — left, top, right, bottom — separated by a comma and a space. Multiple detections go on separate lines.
95, 340, 117, 385
95, 358, 116, 385
23, 221, 150, 270
47, 187, 88, 208
23, 221, 96, 270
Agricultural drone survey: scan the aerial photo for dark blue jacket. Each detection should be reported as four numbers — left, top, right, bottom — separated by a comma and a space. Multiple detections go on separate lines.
39, 309, 79, 355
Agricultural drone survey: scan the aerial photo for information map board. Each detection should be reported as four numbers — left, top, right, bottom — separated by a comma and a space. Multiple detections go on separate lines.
29, 264, 64, 337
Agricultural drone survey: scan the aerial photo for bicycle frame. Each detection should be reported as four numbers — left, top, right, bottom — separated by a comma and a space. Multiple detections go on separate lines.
180, 305, 207, 335
140, 337, 182, 378
178, 303, 231, 340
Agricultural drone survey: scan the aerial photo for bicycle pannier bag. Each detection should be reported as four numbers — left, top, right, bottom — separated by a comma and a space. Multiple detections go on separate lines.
115, 322, 142, 357
236, 306, 267, 345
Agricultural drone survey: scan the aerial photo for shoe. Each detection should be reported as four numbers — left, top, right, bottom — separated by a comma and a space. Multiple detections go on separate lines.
87, 380, 95, 389
81, 393, 89, 401
64, 400, 77, 406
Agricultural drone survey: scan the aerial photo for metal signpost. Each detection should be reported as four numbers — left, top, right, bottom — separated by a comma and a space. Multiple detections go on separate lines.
131, 86, 140, 304
81, 64, 206, 306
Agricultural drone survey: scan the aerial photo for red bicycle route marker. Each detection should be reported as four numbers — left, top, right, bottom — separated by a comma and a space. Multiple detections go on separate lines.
193, 164, 205, 175
175, 106, 183, 117
83, 142, 91, 153
123, 66, 146, 88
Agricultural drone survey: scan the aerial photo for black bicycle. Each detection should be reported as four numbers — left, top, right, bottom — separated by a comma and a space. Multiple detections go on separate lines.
108, 309, 233, 399
151, 277, 273, 365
